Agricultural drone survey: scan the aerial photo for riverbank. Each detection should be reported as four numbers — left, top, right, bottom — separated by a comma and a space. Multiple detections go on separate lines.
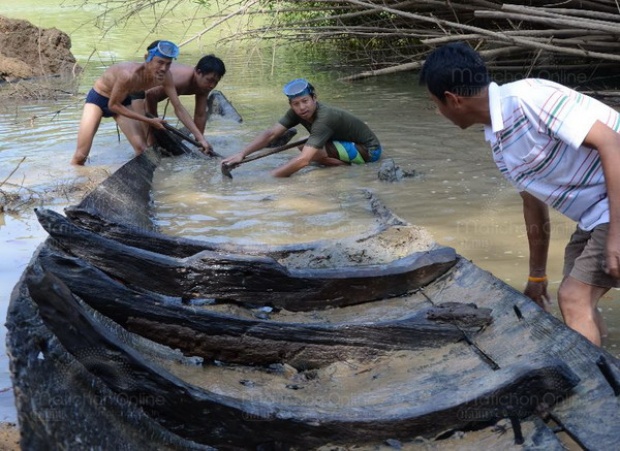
0, 422, 19, 450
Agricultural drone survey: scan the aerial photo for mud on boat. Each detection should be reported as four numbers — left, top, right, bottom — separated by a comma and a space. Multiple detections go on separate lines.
7, 147, 620, 450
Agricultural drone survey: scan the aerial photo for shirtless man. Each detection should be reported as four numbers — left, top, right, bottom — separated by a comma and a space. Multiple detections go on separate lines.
134, 53, 225, 138
70, 40, 213, 165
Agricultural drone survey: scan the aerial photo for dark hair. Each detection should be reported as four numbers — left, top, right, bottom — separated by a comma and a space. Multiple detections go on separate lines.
147, 40, 160, 51
419, 42, 490, 102
195, 54, 226, 77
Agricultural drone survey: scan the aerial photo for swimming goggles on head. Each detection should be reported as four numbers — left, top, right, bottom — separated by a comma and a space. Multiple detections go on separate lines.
146, 40, 180, 62
283, 78, 314, 99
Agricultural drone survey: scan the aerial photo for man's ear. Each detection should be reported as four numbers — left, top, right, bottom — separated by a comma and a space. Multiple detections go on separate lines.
444, 91, 461, 107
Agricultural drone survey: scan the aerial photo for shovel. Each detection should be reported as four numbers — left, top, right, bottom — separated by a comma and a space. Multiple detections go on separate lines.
221, 137, 308, 179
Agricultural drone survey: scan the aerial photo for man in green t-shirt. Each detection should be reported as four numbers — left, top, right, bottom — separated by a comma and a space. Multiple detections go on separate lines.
221, 78, 382, 177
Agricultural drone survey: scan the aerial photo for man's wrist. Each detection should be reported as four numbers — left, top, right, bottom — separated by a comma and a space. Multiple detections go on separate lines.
528, 275, 548, 283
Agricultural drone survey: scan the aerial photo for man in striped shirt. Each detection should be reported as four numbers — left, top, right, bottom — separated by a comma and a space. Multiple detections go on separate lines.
420, 42, 620, 346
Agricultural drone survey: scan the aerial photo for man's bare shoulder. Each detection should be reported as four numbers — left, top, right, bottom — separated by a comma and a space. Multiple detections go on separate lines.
169, 64, 195, 90
95, 62, 144, 95
103, 62, 143, 78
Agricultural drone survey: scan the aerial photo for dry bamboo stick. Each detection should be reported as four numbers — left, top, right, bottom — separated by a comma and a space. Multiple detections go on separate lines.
422, 29, 610, 45
342, 0, 620, 62
474, 11, 620, 35
340, 46, 522, 81
501, 4, 620, 26
535, 6, 620, 22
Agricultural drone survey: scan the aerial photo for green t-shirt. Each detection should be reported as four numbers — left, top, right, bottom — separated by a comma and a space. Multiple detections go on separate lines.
278, 102, 381, 150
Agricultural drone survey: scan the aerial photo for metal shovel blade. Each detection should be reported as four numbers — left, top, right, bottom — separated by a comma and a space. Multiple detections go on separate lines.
221, 163, 234, 179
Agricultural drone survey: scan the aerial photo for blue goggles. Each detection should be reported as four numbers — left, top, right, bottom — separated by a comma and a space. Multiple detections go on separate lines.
283, 78, 314, 99
146, 40, 180, 62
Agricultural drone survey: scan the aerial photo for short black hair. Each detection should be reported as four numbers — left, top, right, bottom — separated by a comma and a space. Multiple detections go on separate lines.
195, 55, 226, 77
147, 40, 160, 51
419, 42, 490, 102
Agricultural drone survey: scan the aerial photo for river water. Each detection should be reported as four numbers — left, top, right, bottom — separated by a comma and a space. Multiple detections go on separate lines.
1, 0, 619, 425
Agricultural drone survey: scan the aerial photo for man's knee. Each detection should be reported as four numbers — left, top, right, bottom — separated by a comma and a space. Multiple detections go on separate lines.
558, 283, 581, 313
558, 281, 594, 320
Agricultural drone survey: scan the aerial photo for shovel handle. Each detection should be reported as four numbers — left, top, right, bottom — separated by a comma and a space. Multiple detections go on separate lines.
233, 137, 308, 166
146, 112, 214, 151
221, 137, 308, 178
161, 122, 202, 147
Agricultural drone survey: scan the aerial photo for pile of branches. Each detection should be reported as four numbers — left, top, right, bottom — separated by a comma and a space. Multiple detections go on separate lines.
196, 0, 620, 87
85, 0, 620, 89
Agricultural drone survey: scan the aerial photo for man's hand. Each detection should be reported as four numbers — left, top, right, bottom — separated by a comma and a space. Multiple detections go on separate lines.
199, 139, 216, 156
149, 117, 167, 130
221, 153, 244, 167
606, 230, 620, 279
524, 279, 551, 311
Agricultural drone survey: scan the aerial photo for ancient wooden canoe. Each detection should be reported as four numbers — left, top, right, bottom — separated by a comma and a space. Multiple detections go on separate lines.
63, 147, 429, 258
7, 146, 620, 449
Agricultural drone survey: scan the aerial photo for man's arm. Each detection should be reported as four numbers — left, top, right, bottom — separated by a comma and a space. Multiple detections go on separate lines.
194, 94, 209, 136
520, 191, 551, 309
221, 123, 288, 166
583, 120, 620, 279
271, 144, 318, 177
145, 86, 167, 117
163, 75, 213, 153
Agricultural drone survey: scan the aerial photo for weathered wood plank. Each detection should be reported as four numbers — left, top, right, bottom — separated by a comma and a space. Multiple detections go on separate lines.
36, 207, 458, 311
37, 245, 483, 367
422, 258, 620, 449
69, 149, 159, 230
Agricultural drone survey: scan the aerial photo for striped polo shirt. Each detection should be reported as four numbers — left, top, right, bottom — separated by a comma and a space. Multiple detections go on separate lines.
484, 79, 620, 230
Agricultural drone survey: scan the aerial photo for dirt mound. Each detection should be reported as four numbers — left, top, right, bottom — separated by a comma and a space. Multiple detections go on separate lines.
0, 15, 81, 82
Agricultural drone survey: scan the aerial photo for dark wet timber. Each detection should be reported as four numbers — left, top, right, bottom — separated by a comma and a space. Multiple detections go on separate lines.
20, 264, 580, 449
7, 146, 620, 450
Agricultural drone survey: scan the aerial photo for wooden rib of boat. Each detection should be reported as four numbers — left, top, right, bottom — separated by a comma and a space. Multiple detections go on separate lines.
7, 146, 620, 449
36, 206, 456, 311
34, 242, 490, 368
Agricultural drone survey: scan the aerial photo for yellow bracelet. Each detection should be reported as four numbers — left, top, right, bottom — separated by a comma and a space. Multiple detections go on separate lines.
528, 275, 548, 283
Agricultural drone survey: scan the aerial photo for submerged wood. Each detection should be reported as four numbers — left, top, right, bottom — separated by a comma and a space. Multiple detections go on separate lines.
153, 90, 242, 156
64, 148, 410, 258
206, 90, 242, 123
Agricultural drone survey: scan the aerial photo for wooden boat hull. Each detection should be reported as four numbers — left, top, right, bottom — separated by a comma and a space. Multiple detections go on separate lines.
34, 242, 488, 368
10, 240, 620, 449
63, 148, 434, 259
11, 259, 581, 449
36, 206, 457, 311
7, 147, 620, 449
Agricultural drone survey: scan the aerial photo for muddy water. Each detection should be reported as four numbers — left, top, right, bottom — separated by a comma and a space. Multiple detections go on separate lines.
1, 0, 619, 426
